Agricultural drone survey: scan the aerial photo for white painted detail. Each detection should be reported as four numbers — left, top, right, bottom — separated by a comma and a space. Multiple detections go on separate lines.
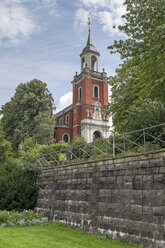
81, 102, 109, 142
81, 118, 109, 143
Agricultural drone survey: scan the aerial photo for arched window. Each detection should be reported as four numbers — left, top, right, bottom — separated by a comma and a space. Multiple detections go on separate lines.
91, 56, 97, 71
93, 85, 99, 98
63, 133, 70, 143
93, 131, 101, 140
65, 114, 69, 124
59, 118, 63, 125
81, 57, 85, 71
78, 86, 82, 101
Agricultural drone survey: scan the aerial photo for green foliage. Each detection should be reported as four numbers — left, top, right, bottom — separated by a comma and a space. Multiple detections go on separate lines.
0, 161, 40, 211
107, 59, 141, 132
120, 99, 165, 150
71, 136, 86, 159
18, 137, 40, 165
71, 136, 86, 147
0, 121, 13, 163
82, 138, 112, 160
0, 79, 55, 149
38, 144, 57, 155
59, 153, 67, 163
32, 111, 55, 145
108, 0, 165, 132
126, 99, 165, 131
0, 210, 47, 227
37, 141, 70, 165
39, 141, 69, 155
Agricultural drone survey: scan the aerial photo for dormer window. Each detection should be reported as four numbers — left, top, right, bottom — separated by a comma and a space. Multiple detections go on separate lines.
78, 86, 82, 101
93, 85, 99, 98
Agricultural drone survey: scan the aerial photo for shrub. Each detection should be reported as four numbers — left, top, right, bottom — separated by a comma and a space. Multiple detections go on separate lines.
0, 210, 48, 227
19, 137, 40, 164
0, 160, 40, 211
38, 141, 70, 165
38, 144, 57, 155
81, 138, 113, 160
38, 141, 70, 156
71, 136, 86, 159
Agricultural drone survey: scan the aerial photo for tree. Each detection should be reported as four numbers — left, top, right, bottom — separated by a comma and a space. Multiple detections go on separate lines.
18, 137, 40, 165
108, 0, 165, 131
126, 99, 165, 131
0, 121, 13, 162
0, 79, 55, 148
107, 59, 141, 132
32, 111, 55, 145
121, 99, 165, 151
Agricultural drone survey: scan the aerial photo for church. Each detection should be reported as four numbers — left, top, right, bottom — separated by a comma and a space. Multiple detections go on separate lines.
54, 22, 110, 144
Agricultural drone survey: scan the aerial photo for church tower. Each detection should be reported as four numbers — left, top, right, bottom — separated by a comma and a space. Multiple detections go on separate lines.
55, 19, 109, 143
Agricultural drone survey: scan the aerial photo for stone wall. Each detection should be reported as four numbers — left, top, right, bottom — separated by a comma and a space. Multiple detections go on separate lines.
35, 150, 165, 248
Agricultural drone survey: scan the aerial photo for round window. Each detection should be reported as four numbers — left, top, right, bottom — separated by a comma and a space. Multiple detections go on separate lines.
63, 133, 70, 143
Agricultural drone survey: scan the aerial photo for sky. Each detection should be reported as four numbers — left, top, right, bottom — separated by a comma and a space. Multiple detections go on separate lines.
0, 0, 126, 114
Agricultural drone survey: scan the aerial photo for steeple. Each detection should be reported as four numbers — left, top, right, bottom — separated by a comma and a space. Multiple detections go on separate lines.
80, 17, 100, 72
87, 17, 92, 46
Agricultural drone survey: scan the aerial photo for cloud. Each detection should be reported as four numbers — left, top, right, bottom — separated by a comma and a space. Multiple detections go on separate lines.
75, 8, 90, 29
81, 0, 109, 8
80, 0, 123, 9
75, 0, 126, 36
55, 92, 73, 113
0, 0, 59, 46
38, 0, 59, 17
0, 1, 35, 45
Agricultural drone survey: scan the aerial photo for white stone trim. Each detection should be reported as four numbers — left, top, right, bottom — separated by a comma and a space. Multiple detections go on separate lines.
81, 118, 109, 143
78, 86, 82, 101
73, 124, 81, 128
65, 114, 69, 124
93, 84, 99, 99
59, 118, 63, 125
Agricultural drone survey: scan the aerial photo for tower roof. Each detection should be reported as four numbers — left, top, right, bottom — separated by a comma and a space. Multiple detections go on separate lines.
87, 28, 92, 46
81, 18, 100, 56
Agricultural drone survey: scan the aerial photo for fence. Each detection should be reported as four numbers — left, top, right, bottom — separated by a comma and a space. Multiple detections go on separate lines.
37, 123, 165, 167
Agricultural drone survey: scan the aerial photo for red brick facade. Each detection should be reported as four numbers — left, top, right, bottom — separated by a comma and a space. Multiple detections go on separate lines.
54, 31, 109, 143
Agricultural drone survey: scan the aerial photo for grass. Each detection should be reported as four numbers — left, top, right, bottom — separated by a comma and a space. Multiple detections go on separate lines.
0, 222, 144, 248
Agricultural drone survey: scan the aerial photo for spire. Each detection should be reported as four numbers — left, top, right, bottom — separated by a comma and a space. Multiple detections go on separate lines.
87, 17, 92, 45
80, 17, 100, 72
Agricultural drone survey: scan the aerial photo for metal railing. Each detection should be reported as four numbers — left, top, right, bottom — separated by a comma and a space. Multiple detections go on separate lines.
37, 123, 165, 168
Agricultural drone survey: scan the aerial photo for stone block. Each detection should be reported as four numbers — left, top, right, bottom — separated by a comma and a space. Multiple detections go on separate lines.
150, 159, 164, 168
159, 166, 165, 173
142, 175, 154, 189
106, 164, 115, 171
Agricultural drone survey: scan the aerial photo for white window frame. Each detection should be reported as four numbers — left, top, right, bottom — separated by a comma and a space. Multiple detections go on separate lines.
93, 85, 99, 99
65, 114, 69, 124
59, 118, 63, 125
78, 86, 82, 101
